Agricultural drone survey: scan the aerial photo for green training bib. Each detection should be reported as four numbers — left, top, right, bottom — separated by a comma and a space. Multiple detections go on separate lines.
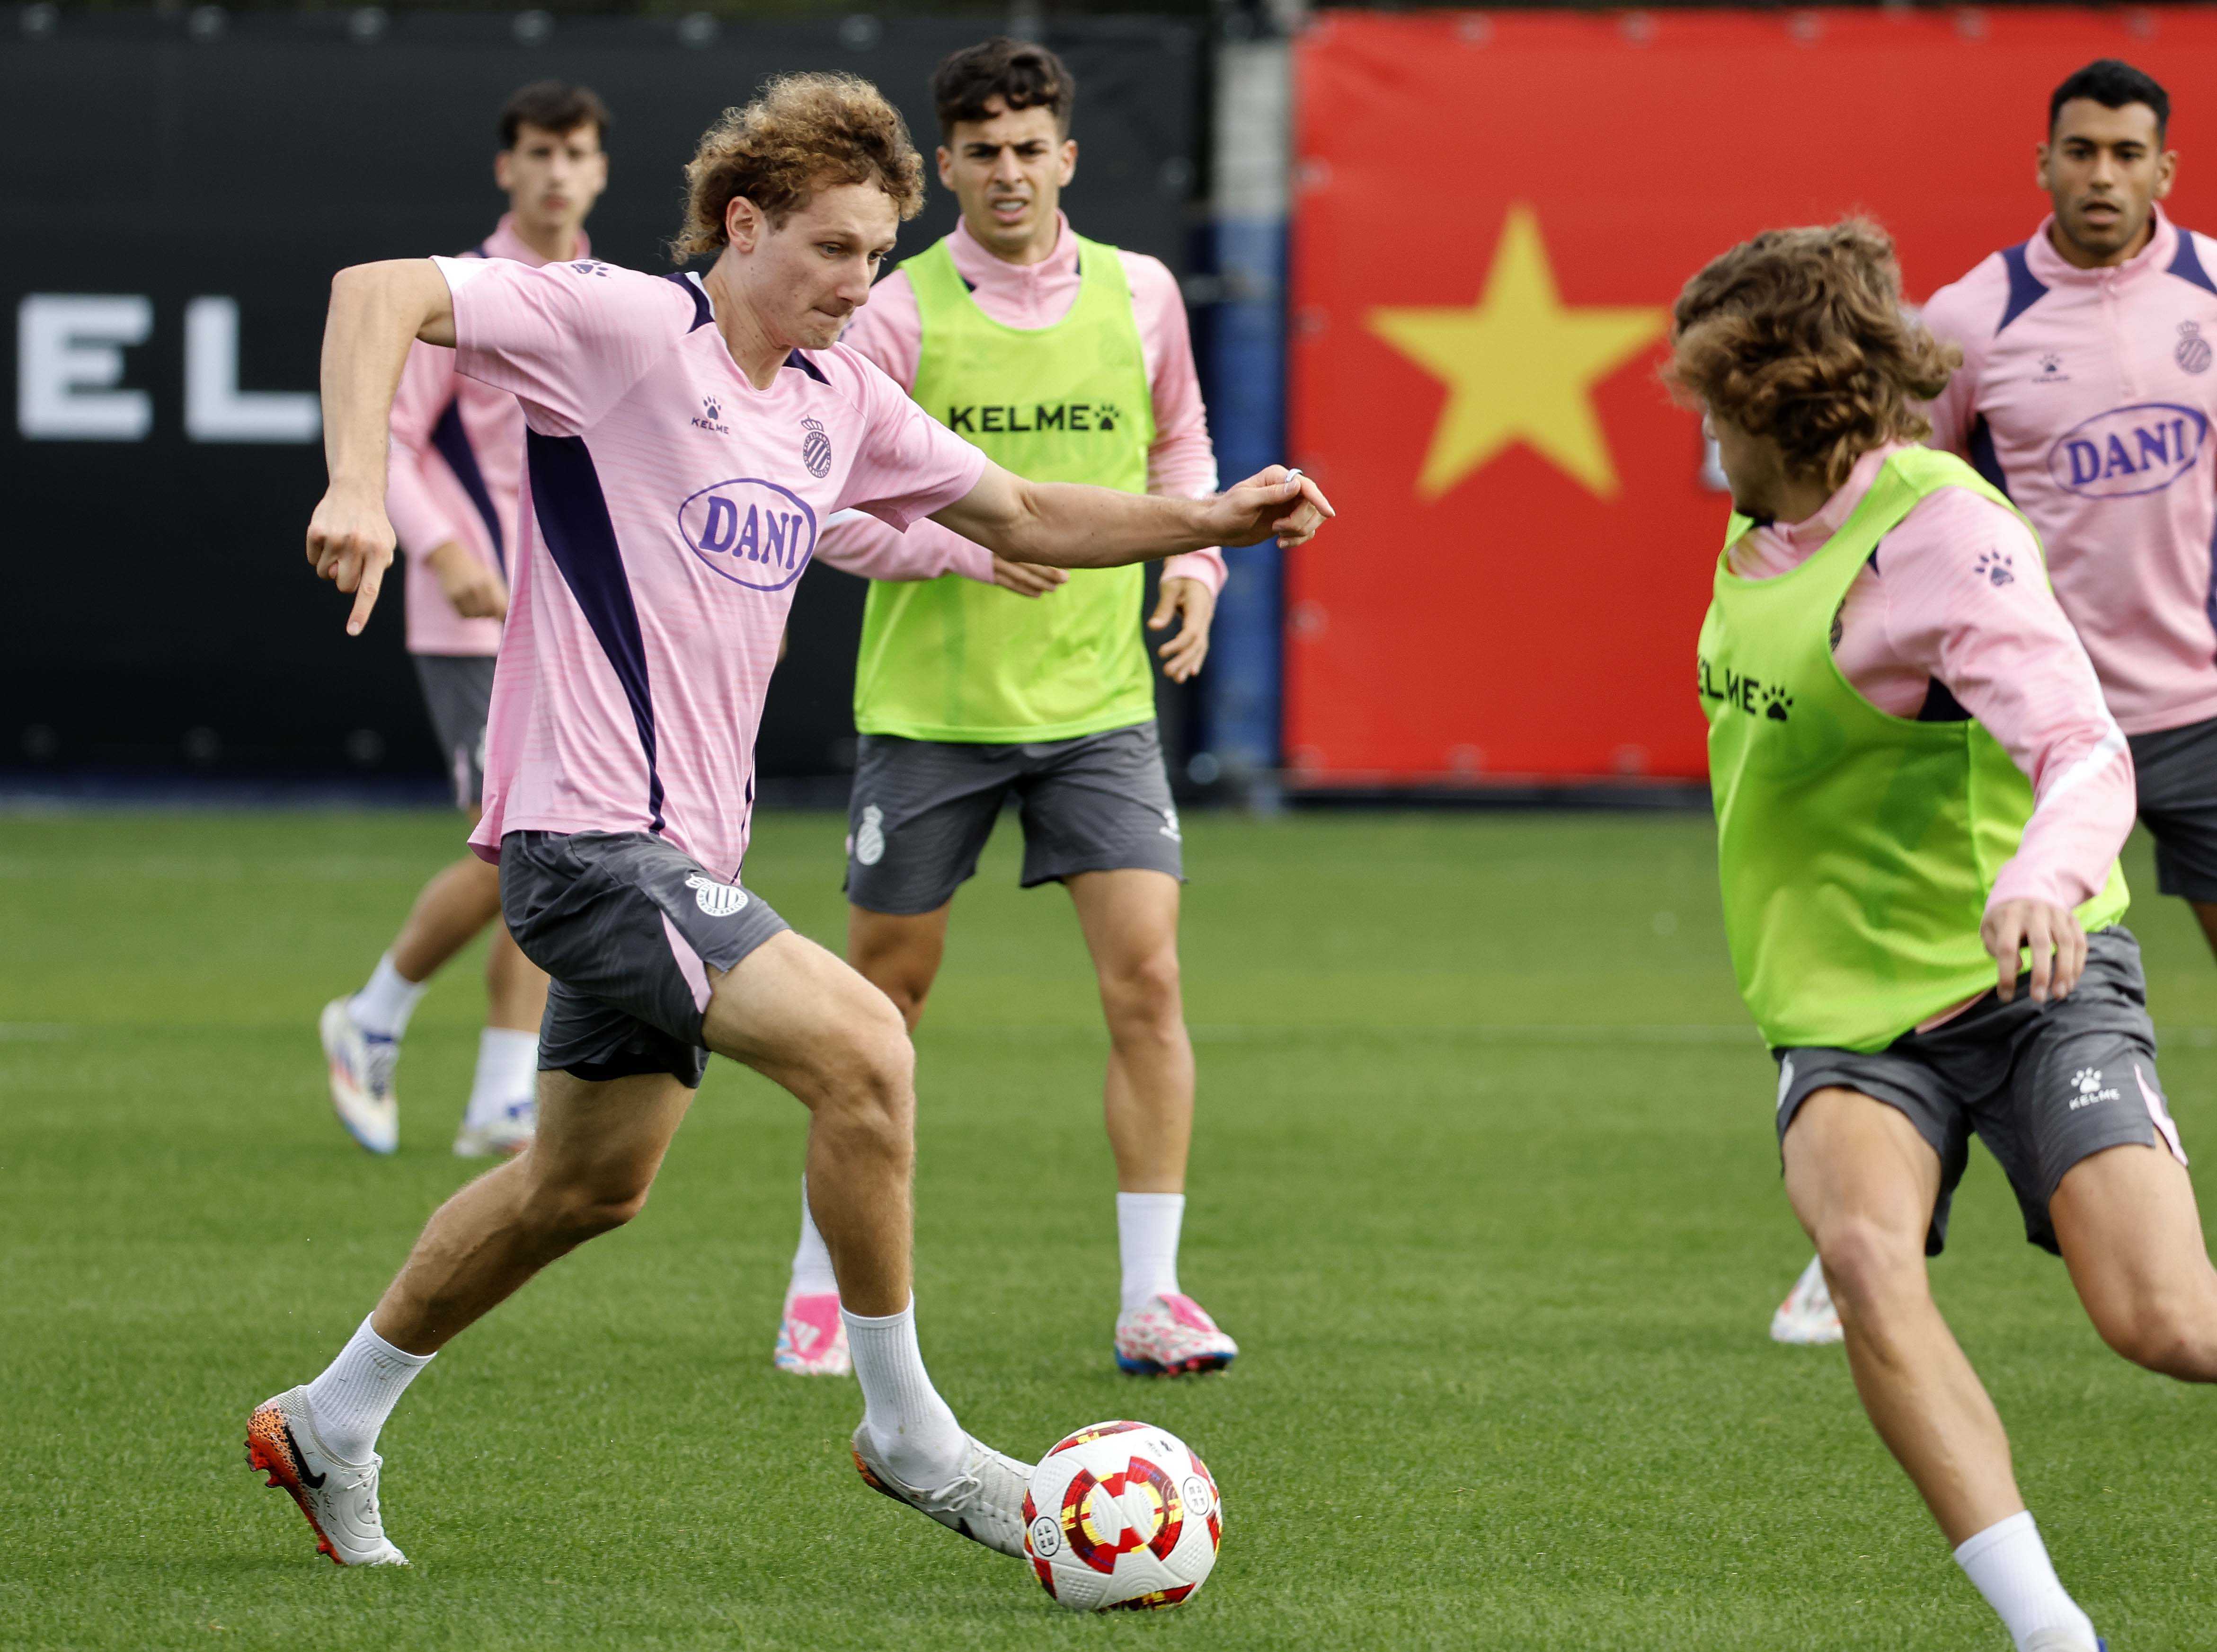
853, 235, 1160, 742
1699, 446, 2128, 1051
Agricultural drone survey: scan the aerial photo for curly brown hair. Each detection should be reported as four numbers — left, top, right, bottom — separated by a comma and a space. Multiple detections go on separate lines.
669, 73, 925, 264
1665, 219, 1960, 490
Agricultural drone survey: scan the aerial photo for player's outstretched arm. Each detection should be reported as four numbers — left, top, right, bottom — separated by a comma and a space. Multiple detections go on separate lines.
930, 460, 1333, 571
306, 259, 456, 635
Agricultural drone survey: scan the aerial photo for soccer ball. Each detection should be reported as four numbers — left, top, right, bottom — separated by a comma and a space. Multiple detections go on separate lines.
1022, 1420, 1222, 1612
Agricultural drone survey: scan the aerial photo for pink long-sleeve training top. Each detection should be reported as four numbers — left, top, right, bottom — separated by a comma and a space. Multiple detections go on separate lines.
1922, 206, 2217, 736
816, 212, 1227, 592
1728, 444, 2134, 919
384, 213, 583, 657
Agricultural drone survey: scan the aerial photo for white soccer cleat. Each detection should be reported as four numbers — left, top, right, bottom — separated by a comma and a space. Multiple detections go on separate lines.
1770, 1254, 1845, 1345
2023, 1632, 2105, 1652
850, 1425, 1029, 1557
1114, 1293, 1239, 1376
773, 1290, 851, 1377
452, 1095, 537, 1159
245, 1386, 407, 1567
320, 998, 399, 1155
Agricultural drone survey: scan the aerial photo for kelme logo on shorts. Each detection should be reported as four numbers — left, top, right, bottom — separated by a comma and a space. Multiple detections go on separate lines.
684, 873, 749, 919
2045, 403, 2208, 498
854, 804, 886, 867
676, 477, 819, 592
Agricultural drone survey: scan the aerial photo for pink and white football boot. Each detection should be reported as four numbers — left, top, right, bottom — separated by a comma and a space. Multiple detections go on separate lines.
773, 1290, 851, 1377
1114, 1292, 1238, 1377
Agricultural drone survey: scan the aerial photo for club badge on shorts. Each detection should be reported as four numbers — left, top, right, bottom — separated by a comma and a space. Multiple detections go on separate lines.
684, 873, 749, 918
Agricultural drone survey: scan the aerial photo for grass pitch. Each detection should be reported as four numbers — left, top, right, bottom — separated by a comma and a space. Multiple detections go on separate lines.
3, 808, 2214, 1651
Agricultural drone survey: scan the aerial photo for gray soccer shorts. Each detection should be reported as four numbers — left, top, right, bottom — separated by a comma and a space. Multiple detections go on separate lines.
2128, 713, 2217, 901
1774, 927, 2187, 1256
412, 653, 495, 810
498, 830, 789, 1087
843, 721, 1184, 917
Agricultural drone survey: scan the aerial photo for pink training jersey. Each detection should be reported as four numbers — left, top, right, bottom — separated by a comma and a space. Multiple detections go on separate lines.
1729, 443, 2134, 917
1923, 207, 2217, 735
385, 214, 585, 656
442, 256, 986, 879
820, 212, 1227, 590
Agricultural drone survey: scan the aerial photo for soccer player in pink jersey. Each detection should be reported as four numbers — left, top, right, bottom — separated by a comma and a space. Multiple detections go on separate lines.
319, 82, 608, 1160
1774, 60, 2217, 1347
765, 39, 1240, 1384
249, 73, 1329, 1570
1683, 221, 2217, 1652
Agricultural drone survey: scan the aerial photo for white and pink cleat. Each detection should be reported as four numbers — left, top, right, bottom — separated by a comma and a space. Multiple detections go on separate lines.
773, 1290, 851, 1377
1114, 1292, 1239, 1377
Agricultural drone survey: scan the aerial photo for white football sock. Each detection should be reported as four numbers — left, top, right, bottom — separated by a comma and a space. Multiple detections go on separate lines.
1954, 1511, 2098, 1652
465, 1027, 539, 1124
304, 1315, 434, 1464
789, 1178, 839, 1298
1117, 1191, 1185, 1313
351, 954, 427, 1042
844, 1299, 964, 1490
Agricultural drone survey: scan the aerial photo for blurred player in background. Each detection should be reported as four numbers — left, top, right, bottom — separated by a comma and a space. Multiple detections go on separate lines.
1683, 219, 2217, 1652
319, 81, 609, 1159
256, 72, 1328, 1569
1774, 59, 2217, 1347
767, 38, 1239, 1384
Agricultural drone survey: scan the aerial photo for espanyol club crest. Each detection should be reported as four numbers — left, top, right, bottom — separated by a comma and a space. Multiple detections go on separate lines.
854, 803, 887, 867
684, 873, 748, 918
800, 415, 834, 479
2180, 320, 2212, 375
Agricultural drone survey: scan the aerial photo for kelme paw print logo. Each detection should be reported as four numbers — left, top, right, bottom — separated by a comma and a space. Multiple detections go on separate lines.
1094, 401, 1122, 432
1974, 549, 2015, 588
1759, 685, 1792, 723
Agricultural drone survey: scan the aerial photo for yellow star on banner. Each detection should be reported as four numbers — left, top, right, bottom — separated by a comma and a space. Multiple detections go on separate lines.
1368, 205, 1667, 501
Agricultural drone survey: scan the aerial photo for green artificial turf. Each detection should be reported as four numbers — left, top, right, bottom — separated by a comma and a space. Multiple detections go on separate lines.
2, 808, 2213, 1650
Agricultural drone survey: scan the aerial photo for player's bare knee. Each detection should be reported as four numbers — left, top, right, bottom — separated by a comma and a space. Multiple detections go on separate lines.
1101, 948, 1184, 1040
1814, 1215, 1925, 1315
2103, 1298, 2217, 1380
807, 1009, 914, 1136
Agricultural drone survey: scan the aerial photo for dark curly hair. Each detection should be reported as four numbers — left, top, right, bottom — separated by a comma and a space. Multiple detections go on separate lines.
931, 37, 1075, 139
1666, 219, 1960, 490
670, 73, 924, 264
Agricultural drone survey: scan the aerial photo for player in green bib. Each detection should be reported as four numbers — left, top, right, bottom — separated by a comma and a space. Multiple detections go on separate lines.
1676, 221, 2217, 1652
769, 39, 1242, 1381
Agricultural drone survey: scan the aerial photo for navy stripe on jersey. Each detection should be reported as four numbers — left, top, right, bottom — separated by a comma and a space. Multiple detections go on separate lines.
1968, 415, 2013, 499
1996, 244, 2049, 333
429, 397, 507, 574
1916, 678, 1972, 723
2170, 231, 2217, 298
525, 430, 667, 833
666, 272, 716, 333
784, 350, 829, 385
2205, 512, 2217, 653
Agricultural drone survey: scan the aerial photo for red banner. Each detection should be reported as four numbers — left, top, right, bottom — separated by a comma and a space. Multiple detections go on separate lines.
1287, 7, 2217, 785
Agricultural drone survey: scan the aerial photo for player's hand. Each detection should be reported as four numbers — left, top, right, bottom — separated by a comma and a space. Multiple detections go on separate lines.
428, 540, 509, 621
1208, 466, 1334, 549
306, 484, 396, 636
1982, 898, 2086, 1005
991, 554, 1068, 598
1150, 576, 1216, 682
